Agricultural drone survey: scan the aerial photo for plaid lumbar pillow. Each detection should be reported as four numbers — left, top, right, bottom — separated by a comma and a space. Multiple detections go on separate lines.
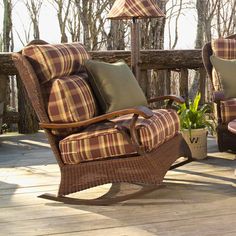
47, 74, 96, 123
210, 55, 236, 98
85, 60, 148, 113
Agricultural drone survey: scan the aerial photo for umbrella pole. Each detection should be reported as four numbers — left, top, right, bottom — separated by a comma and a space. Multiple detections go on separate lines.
131, 17, 140, 83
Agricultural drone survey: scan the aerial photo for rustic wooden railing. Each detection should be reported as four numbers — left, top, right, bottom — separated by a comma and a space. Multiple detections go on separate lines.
0, 49, 205, 133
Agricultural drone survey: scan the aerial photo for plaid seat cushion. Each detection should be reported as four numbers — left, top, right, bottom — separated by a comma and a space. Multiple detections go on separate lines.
59, 109, 179, 164
47, 74, 96, 123
22, 43, 90, 84
212, 38, 236, 91
221, 99, 236, 124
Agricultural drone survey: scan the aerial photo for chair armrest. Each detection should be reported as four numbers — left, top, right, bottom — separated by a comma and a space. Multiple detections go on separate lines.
39, 106, 154, 129
148, 95, 185, 104
213, 91, 225, 103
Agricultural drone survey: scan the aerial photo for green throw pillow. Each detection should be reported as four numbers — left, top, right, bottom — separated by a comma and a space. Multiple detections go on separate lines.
210, 55, 236, 98
85, 60, 148, 113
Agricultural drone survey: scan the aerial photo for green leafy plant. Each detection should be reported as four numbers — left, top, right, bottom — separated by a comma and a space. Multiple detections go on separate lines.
1, 123, 8, 133
178, 93, 214, 134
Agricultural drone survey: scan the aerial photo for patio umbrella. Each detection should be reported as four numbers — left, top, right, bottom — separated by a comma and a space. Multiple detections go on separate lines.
107, 0, 165, 82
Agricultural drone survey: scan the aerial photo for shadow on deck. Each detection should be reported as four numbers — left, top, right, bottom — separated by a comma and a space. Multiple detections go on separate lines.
0, 132, 235, 236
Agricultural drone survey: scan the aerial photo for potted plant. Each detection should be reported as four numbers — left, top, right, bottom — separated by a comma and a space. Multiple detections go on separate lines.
178, 93, 214, 160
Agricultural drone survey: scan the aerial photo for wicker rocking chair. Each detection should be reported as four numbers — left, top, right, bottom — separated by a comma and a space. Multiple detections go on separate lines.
12, 40, 192, 205
202, 34, 236, 152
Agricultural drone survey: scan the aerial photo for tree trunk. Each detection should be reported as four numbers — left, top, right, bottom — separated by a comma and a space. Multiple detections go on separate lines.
140, 0, 168, 102
195, 0, 206, 49
2, 0, 13, 121
0, 74, 8, 106
17, 76, 39, 134
3, 0, 13, 52
80, 0, 91, 50
54, 0, 70, 43
180, 68, 189, 101
107, 21, 125, 50
25, 0, 42, 41
33, 21, 40, 40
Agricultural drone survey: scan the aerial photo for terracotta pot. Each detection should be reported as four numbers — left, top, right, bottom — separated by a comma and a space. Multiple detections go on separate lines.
181, 128, 208, 160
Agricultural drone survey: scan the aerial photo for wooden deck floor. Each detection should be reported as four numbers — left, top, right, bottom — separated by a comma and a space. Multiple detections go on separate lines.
0, 132, 235, 236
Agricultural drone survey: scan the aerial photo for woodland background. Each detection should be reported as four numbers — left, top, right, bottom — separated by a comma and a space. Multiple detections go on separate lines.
1, 0, 236, 52
0, 0, 236, 132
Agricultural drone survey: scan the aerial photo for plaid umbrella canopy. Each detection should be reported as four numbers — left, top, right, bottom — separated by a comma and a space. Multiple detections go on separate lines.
107, 0, 165, 82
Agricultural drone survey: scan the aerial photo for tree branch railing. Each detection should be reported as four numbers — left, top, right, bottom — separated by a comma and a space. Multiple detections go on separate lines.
0, 49, 205, 133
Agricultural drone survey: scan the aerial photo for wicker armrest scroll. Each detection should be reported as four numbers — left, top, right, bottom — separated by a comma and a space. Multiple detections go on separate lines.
40, 106, 154, 130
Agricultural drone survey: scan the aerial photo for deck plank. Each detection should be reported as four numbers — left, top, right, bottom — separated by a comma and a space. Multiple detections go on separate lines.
0, 132, 235, 236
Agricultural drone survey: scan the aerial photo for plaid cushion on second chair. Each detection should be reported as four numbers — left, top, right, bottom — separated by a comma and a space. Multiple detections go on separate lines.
59, 109, 179, 164
212, 38, 236, 59
22, 43, 90, 84
221, 99, 236, 124
212, 38, 236, 90
212, 39, 236, 123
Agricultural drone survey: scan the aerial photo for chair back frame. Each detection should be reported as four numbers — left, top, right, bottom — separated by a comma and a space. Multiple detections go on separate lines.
202, 34, 236, 152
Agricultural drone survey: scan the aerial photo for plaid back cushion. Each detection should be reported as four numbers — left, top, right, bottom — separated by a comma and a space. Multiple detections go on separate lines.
212, 38, 236, 91
22, 43, 90, 84
212, 39, 236, 59
220, 99, 236, 124
47, 74, 96, 123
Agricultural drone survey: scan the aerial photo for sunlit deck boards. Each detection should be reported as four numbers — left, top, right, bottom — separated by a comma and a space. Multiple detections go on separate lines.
0, 132, 236, 236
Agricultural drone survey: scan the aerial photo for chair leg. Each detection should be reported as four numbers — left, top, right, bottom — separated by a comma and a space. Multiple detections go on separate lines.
217, 127, 236, 152
217, 129, 228, 152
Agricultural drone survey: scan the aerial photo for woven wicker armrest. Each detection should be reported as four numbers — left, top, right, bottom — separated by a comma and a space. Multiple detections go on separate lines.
39, 106, 154, 130
213, 91, 225, 103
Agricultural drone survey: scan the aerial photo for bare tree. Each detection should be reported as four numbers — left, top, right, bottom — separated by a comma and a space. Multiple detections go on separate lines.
15, 24, 31, 46
3, 0, 13, 52
195, 0, 219, 49
24, 0, 43, 40
107, 21, 127, 50
2, 0, 13, 113
215, 0, 236, 37
67, 1, 81, 42
140, 0, 169, 102
106, 0, 128, 50
0, 34, 3, 52
170, 0, 182, 49
50, 0, 72, 43
75, 0, 111, 50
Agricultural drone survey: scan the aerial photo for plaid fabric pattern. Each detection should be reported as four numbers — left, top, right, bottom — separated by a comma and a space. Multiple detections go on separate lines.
212, 38, 236, 91
47, 74, 96, 123
22, 43, 90, 84
107, 0, 165, 19
59, 109, 179, 164
221, 99, 236, 124
212, 39, 236, 59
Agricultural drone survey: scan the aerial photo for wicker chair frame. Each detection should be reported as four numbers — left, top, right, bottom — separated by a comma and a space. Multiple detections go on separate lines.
202, 34, 236, 152
12, 40, 192, 205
